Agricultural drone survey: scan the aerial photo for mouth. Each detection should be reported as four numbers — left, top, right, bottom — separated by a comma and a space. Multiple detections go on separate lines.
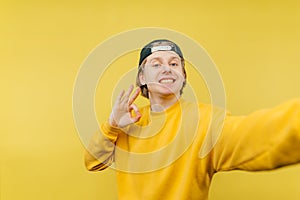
159, 78, 176, 84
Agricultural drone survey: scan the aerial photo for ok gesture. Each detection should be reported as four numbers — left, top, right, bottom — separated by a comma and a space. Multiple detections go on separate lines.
109, 85, 142, 128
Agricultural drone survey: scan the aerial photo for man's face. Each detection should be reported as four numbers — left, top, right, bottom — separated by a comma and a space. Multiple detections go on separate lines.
139, 51, 185, 98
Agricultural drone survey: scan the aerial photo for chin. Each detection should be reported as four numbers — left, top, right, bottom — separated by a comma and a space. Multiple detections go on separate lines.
152, 87, 180, 97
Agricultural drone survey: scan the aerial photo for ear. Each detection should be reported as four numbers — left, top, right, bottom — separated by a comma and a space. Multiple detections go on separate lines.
139, 73, 146, 85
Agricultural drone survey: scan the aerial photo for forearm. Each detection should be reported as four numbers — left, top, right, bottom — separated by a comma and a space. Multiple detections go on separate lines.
213, 99, 300, 171
84, 122, 121, 171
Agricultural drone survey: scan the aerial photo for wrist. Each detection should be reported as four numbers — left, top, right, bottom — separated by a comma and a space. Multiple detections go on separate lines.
109, 113, 118, 127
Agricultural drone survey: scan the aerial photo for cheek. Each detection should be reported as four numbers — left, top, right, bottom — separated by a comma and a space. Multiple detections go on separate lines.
143, 70, 157, 81
174, 68, 185, 80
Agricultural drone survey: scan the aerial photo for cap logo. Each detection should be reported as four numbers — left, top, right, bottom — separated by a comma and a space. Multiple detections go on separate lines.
151, 45, 172, 53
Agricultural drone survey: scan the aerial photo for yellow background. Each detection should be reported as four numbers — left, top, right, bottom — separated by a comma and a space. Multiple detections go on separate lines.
1, 0, 300, 199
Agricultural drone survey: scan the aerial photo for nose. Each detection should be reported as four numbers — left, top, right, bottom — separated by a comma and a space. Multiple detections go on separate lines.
162, 65, 172, 73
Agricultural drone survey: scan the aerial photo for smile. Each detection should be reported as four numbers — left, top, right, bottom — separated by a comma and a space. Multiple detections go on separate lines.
159, 78, 175, 84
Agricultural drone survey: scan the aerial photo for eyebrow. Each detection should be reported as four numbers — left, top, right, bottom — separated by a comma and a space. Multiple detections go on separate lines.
148, 56, 181, 63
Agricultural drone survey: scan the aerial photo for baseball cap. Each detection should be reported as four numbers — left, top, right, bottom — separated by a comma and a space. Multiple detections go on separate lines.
138, 39, 184, 66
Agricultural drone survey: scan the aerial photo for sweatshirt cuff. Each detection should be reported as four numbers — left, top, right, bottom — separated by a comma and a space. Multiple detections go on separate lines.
100, 121, 123, 141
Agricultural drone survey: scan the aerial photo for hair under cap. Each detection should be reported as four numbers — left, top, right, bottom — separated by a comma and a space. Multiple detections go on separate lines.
138, 39, 184, 66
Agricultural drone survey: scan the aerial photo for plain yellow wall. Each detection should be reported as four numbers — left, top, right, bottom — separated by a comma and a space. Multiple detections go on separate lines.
1, 0, 300, 199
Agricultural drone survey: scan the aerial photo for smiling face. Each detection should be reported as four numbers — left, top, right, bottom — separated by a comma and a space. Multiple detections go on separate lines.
139, 50, 186, 99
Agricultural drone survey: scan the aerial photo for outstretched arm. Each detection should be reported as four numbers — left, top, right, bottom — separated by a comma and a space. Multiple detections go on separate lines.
212, 99, 300, 172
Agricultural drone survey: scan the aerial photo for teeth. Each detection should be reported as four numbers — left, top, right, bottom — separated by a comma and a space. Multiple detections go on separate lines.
160, 79, 174, 83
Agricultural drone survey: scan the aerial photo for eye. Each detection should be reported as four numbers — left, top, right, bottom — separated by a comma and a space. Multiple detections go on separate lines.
152, 62, 161, 68
170, 62, 178, 67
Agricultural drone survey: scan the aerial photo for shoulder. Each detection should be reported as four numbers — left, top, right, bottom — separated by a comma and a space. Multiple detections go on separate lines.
180, 99, 219, 114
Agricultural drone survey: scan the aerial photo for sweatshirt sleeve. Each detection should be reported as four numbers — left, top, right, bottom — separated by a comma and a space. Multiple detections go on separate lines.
84, 121, 123, 171
212, 99, 300, 172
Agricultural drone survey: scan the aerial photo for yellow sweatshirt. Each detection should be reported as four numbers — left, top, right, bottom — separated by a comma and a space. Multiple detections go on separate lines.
85, 99, 300, 200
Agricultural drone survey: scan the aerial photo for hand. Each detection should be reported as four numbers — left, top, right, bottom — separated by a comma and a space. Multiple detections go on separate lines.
109, 85, 142, 128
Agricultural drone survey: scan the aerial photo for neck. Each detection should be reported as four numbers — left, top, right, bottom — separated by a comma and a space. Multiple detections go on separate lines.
149, 93, 180, 112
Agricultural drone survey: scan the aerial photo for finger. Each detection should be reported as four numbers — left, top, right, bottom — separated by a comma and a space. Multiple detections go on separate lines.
117, 90, 125, 102
132, 113, 142, 123
128, 87, 141, 105
129, 104, 142, 123
122, 85, 134, 102
129, 103, 139, 113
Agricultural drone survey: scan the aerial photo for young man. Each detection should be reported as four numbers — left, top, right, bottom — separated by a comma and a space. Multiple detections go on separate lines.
85, 39, 300, 200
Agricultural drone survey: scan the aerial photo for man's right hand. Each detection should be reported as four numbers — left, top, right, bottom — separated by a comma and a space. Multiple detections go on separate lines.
109, 85, 142, 128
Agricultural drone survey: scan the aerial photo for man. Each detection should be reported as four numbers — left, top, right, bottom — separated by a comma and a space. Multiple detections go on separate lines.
85, 39, 300, 200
